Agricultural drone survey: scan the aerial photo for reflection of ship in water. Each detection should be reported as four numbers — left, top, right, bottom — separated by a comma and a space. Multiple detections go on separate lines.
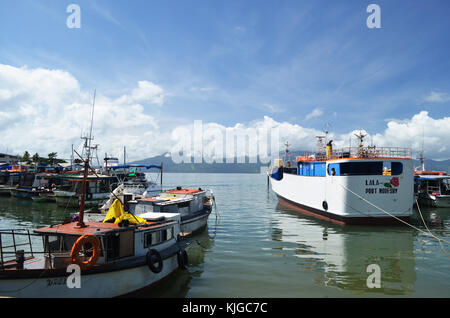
272, 203, 417, 295
411, 205, 450, 230
130, 226, 215, 298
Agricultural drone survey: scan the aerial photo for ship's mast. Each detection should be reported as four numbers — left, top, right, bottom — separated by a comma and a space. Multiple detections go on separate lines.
77, 89, 96, 228
284, 141, 291, 166
354, 130, 367, 157
316, 135, 325, 155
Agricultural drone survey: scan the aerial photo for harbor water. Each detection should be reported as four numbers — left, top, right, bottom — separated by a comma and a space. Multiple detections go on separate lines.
0, 173, 449, 297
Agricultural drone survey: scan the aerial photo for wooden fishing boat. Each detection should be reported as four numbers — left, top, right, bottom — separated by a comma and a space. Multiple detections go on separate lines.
129, 187, 214, 235
0, 93, 191, 298
0, 210, 189, 297
87, 164, 215, 235
414, 173, 450, 208
0, 139, 189, 298
53, 174, 118, 209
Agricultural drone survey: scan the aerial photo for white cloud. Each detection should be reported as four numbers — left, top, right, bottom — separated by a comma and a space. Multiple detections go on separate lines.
304, 108, 323, 121
372, 111, 450, 160
1, 64, 449, 163
260, 103, 285, 113
424, 91, 450, 103
168, 112, 450, 162
0, 64, 164, 161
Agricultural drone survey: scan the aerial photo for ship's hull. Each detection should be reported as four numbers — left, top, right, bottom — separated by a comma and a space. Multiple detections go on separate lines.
0, 247, 184, 298
180, 208, 212, 234
54, 191, 109, 208
270, 159, 414, 225
10, 188, 39, 199
276, 194, 410, 225
0, 186, 12, 196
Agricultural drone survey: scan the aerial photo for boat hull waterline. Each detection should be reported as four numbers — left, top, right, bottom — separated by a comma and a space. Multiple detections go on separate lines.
0, 253, 182, 298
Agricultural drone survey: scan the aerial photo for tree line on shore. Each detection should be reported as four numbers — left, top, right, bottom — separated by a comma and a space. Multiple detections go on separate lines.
18, 151, 70, 166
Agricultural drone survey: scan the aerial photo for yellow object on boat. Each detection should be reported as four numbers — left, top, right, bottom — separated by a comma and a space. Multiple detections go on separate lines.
103, 199, 146, 224
326, 145, 332, 159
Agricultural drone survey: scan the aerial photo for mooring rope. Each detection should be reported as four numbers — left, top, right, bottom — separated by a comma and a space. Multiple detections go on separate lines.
415, 198, 449, 257
208, 190, 220, 240
337, 182, 450, 253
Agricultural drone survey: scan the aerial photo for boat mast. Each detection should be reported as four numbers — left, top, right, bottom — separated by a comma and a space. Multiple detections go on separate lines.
284, 142, 291, 167
77, 89, 96, 228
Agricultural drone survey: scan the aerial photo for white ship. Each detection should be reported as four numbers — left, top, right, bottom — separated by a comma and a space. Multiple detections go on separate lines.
268, 132, 414, 225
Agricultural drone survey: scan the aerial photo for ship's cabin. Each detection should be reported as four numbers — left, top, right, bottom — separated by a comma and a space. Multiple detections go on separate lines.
0, 217, 179, 271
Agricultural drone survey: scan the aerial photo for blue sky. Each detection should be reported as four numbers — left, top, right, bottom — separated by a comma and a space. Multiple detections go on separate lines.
0, 0, 450, 160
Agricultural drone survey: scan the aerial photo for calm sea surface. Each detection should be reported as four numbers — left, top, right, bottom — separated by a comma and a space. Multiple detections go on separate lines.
0, 172, 449, 297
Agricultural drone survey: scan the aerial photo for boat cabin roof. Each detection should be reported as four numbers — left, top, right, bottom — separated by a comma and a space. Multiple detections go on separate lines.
415, 175, 450, 181
163, 188, 205, 195
33, 220, 171, 237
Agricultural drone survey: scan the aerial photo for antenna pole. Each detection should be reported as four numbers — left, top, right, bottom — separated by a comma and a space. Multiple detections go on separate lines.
77, 89, 96, 228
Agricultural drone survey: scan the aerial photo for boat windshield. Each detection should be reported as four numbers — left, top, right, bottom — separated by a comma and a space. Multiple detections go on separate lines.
440, 179, 450, 195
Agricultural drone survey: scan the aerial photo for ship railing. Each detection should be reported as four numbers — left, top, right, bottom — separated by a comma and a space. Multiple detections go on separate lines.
0, 229, 37, 268
296, 147, 412, 162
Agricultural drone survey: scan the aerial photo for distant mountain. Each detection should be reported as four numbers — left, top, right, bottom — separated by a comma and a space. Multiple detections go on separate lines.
131, 152, 450, 174
414, 159, 450, 173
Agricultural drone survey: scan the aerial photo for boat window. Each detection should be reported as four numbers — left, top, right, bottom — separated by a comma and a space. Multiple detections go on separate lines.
167, 227, 174, 240
45, 235, 62, 252
441, 179, 450, 195
99, 182, 109, 193
178, 201, 190, 208
105, 231, 134, 260
144, 227, 174, 248
144, 232, 153, 247
152, 231, 161, 244
339, 162, 383, 176
391, 162, 403, 175
105, 233, 120, 259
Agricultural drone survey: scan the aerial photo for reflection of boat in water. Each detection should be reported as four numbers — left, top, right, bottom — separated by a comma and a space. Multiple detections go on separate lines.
268, 133, 414, 225
31, 192, 56, 203
272, 204, 417, 294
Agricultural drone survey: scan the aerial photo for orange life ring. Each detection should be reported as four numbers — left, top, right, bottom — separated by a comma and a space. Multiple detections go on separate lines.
70, 234, 101, 270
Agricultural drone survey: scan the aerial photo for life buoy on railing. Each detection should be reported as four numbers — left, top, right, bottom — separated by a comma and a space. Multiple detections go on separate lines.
177, 249, 188, 270
146, 249, 163, 273
70, 234, 101, 270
